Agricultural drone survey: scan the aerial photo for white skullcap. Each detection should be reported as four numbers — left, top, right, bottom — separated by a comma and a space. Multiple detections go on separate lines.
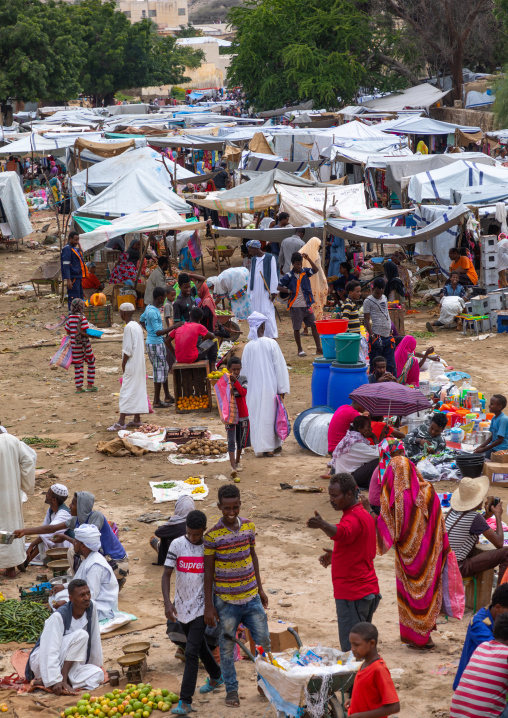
119, 302, 135, 312
51, 483, 68, 498
74, 524, 101, 552
247, 311, 268, 341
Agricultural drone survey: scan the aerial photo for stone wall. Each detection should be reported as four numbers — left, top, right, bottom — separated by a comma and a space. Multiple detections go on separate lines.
430, 106, 497, 132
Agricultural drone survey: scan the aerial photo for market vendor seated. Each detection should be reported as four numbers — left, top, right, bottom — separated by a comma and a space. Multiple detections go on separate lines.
474, 394, 508, 458
403, 413, 447, 460
26, 578, 104, 694
330, 415, 383, 489
51, 525, 119, 621
445, 477, 508, 583
13, 483, 73, 563
167, 307, 216, 368
173, 273, 197, 323
449, 247, 478, 286
368, 356, 397, 384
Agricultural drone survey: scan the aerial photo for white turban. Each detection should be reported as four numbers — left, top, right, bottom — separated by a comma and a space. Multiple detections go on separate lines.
51, 483, 68, 498
247, 311, 268, 341
206, 276, 218, 289
119, 302, 135, 312
74, 524, 101, 552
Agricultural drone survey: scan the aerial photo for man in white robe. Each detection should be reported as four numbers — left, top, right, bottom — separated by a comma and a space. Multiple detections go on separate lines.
241, 312, 290, 456
109, 303, 149, 431
0, 433, 36, 577
28, 578, 104, 693
246, 241, 279, 338
51, 525, 119, 621
13, 483, 72, 562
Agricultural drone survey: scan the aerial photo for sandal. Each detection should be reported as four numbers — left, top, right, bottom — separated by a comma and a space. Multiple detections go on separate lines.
199, 676, 224, 694
75, 388, 85, 393
107, 423, 127, 431
264, 452, 274, 458
225, 691, 240, 707
86, 386, 98, 392
298, 350, 307, 357
171, 701, 196, 715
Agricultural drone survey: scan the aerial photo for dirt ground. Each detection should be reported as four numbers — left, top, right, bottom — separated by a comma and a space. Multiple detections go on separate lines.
1, 214, 508, 718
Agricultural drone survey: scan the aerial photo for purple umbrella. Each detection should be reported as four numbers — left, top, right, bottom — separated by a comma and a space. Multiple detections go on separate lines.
349, 382, 432, 417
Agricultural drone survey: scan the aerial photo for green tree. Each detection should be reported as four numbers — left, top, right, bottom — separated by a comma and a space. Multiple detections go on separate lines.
226, 0, 403, 110
175, 23, 203, 37
0, 0, 85, 110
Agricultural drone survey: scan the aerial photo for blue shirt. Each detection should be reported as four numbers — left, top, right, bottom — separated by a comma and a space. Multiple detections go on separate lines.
61, 244, 85, 280
490, 412, 508, 451
279, 267, 316, 308
453, 607, 494, 689
140, 304, 164, 345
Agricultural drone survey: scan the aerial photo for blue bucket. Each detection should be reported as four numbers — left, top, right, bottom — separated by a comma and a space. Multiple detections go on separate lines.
320, 335, 336, 360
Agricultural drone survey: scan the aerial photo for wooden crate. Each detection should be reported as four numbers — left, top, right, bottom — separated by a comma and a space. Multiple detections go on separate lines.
83, 303, 113, 328
172, 361, 212, 413
389, 307, 405, 336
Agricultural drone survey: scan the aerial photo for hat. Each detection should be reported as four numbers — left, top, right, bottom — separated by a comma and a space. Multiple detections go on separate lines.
119, 302, 135, 312
74, 524, 101, 552
246, 240, 261, 249
51, 483, 68, 498
450, 476, 490, 512
247, 311, 267, 341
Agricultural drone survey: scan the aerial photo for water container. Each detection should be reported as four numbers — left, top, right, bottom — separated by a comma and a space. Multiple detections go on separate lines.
320, 335, 336, 360
335, 333, 361, 364
311, 359, 333, 408
327, 361, 368, 411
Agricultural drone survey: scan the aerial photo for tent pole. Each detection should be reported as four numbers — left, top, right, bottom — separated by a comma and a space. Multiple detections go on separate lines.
322, 188, 328, 247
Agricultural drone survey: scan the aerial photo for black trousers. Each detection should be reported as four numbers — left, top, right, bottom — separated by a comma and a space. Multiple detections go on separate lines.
352, 458, 379, 489
180, 615, 221, 705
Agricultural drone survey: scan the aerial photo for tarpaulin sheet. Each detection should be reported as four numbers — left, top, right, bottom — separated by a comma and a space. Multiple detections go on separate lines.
249, 132, 275, 154
212, 225, 323, 244
240, 152, 325, 173
360, 83, 450, 111
414, 205, 460, 268
74, 137, 135, 158
408, 160, 508, 203
74, 216, 112, 234
451, 184, 508, 205
0, 172, 33, 239
380, 115, 481, 136
278, 183, 366, 225
325, 203, 470, 245
455, 129, 484, 145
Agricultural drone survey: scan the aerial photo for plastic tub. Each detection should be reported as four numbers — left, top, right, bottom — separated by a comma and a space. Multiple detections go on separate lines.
294, 406, 334, 451
320, 335, 336, 360
327, 361, 368, 411
86, 328, 103, 338
335, 333, 361, 364
315, 319, 348, 335
311, 359, 333, 408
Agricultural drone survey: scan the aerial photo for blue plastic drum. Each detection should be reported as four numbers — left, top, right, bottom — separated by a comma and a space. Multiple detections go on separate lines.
311, 358, 333, 408
327, 361, 368, 411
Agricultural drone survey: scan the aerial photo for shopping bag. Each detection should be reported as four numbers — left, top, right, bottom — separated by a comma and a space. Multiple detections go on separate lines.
441, 550, 465, 620
274, 395, 291, 441
214, 374, 238, 425
49, 336, 73, 370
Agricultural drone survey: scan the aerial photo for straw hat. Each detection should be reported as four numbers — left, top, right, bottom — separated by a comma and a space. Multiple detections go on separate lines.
450, 476, 490, 512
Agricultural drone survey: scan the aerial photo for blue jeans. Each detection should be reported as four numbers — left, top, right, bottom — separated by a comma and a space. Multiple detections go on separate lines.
501, 703, 508, 718
368, 335, 396, 375
215, 593, 270, 694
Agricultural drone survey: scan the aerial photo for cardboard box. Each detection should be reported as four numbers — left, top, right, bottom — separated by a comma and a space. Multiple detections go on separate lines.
492, 452, 508, 464
483, 461, 508, 485
245, 621, 299, 655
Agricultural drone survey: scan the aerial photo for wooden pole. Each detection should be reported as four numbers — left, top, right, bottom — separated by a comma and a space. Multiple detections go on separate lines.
322, 188, 328, 246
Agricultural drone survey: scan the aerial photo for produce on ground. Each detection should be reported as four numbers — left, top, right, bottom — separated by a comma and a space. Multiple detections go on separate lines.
0, 599, 50, 644
176, 395, 209, 410
136, 424, 161, 434
22, 436, 58, 447
153, 482, 176, 489
191, 487, 206, 494
175, 439, 227, 457
184, 477, 201, 485
60, 684, 179, 718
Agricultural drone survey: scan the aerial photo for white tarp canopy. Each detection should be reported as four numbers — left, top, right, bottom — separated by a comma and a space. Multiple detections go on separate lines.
0, 172, 33, 239
79, 201, 205, 253
325, 203, 470, 246
408, 160, 508, 203
71, 146, 194, 194
414, 205, 462, 269
379, 116, 481, 135
359, 83, 450, 111
74, 169, 191, 219
278, 183, 367, 224
239, 151, 325, 173
323, 143, 413, 166
0, 132, 102, 156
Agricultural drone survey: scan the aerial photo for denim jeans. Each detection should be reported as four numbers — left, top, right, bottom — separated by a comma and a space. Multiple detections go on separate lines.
180, 615, 221, 705
215, 593, 270, 694
501, 703, 508, 718
368, 335, 396, 376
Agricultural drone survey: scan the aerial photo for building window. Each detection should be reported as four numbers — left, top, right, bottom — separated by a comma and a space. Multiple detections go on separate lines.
141, 10, 146, 17
123, 10, 131, 17
148, 9, 156, 16
178, 7, 186, 14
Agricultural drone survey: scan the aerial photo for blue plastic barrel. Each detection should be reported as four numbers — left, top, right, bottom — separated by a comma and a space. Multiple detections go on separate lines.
327, 361, 368, 411
311, 358, 333, 408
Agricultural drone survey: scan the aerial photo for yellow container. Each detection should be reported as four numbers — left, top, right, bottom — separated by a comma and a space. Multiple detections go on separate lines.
117, 293, 136, 310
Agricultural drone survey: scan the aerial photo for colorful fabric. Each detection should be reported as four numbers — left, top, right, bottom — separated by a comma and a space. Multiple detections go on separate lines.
453, 607, 494, 689
198, 283, 217, 330
299, 237, 327, 320
109, 253, 137, 285
394, 336, 420, 386
450, 256, 478, 285
147, 343, 169, 383
333, 429, 370, 459
327, 405, 360, 453
204, 518, 258, 605
376, 456, 450, 646
378, 438, 405, 481
214, 374, 238, 426
450, 640, 508, 718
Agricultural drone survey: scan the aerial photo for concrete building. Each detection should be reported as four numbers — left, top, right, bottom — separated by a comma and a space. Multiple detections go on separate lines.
117, 0, 188, 30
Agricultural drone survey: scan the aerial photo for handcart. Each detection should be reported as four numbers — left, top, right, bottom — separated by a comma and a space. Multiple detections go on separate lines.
225, 627, 358, 718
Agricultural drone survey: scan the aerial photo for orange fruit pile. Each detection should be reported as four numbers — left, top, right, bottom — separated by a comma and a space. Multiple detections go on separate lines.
177, 395, 209, 410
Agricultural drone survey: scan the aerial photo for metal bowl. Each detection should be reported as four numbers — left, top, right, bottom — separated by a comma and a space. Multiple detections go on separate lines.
46, 548, 68, 560
122, 641, 151, 655
0, 531, 15, 545
47, 559, 70, 572
117, 652, 147, 667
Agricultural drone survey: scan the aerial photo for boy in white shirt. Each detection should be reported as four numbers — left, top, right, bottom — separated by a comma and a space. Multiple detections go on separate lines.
162, 510, 223, 715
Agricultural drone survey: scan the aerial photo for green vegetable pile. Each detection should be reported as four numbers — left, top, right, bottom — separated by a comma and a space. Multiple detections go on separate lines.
153, 482, 176, 489
22, 436, 58, 447
0, 599, 50, 643
216, 310, 232, 316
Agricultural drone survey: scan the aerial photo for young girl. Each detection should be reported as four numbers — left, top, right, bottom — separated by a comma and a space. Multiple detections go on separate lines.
65, 298, 96, 393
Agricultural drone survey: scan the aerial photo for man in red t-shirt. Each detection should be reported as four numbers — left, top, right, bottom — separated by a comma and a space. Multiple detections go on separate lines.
327, 401, 366, 454
307, 472, 380, 651
167, 307, 215, 365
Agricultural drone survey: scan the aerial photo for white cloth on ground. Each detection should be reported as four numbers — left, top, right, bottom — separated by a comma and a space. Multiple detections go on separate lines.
331, 442, 379, 475
29, 607, 103, 689
241, 336, 290, 454
0, 434, 36, 569
439, 296, 465, 325
119, 321, 149, 415
247, 255, 278, 338
74, 552, 119, 621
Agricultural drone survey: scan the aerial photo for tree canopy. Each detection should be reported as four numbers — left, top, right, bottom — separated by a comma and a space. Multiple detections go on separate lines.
0, 0, 204, 107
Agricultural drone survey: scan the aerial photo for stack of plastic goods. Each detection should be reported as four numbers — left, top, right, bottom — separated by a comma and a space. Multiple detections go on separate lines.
480, 234, 499, 293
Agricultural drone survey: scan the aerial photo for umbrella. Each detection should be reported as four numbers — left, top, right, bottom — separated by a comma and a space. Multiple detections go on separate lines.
349, 382, 432, 417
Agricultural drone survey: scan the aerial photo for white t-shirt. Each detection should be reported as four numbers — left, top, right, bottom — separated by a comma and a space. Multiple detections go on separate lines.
164, 535, 205, 624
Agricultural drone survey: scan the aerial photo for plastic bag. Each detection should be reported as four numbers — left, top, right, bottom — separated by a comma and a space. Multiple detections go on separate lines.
49, 335, 72, 370
441, 550, 465, 620
214, 374, 238, 425
275, 395, 291, 441
428, 358, 449, 382
416, 458, 440, 482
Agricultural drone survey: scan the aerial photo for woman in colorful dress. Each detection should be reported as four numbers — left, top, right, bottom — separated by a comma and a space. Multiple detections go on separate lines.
299, 237, 328, 320
206, 267, 251, 320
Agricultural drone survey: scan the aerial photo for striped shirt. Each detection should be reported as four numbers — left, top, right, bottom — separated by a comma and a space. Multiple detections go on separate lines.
204, 517, 258, 605
341, 298, 361, 332
445, 509, 489, 562
450, 640, 508, 718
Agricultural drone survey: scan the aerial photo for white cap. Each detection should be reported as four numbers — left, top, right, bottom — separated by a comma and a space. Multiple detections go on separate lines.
119, 302, 135, 312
